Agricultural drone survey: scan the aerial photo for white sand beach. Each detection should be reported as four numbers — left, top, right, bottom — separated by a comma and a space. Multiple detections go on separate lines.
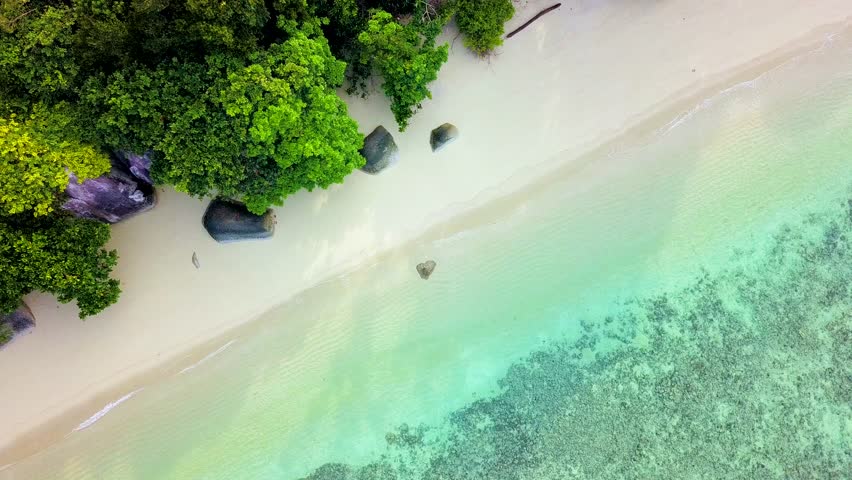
2, 0, 852, 467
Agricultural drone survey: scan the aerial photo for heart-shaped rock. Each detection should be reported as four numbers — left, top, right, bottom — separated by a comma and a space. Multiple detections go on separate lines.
416, 260, 437, 279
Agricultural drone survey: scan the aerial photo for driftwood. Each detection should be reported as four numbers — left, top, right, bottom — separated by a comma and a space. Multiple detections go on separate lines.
506, 3, 562, 39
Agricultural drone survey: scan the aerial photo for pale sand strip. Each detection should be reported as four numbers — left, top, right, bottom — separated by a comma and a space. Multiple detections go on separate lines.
2, 0, 852, 466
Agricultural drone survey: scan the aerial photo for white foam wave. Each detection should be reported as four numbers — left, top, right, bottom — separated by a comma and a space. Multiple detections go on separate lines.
656, 31, 845, 137
178, 339, 237, 375
73, 389, 142, 432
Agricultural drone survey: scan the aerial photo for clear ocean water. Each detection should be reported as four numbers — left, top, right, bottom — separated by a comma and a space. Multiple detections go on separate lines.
4, 34, 852, 480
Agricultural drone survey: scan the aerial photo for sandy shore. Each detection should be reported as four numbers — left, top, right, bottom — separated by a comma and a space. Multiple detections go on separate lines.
2, 0, 852, 467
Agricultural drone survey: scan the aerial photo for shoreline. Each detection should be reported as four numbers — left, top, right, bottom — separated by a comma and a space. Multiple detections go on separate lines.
3, 0, 852, 468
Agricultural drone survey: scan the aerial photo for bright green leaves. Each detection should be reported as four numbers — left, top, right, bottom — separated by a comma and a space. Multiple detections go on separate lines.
214, 33, 365, 213
0, 213, 119, 318
0, 101, 117, 318
0, 105, 111, 216
0, 7, 119, 318
86, 31, 364, 215
357, 10, 448, 131
453, 0, 515, 56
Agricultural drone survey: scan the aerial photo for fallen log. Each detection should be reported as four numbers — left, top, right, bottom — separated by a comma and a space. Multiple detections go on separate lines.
506, 3, 561, 39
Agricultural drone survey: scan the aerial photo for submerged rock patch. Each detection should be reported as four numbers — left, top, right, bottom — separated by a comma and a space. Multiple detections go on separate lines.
302, 187, 852, 479
416, 260, 437, 279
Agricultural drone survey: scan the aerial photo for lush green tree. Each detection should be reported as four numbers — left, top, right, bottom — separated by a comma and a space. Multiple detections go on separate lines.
0, 212, 120, 318
83, 29, 364, 214
0, 104, 111, 216
218, 33, 365, 213
453, 0, 514, 55
69, 0, 271, 70
0, 3, 79, 100
357, 9, 448, 130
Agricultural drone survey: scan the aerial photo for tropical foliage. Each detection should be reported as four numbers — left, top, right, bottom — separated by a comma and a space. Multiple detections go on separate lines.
453, 0, 515, 55
0, 0, 504, 319
82, 30, 363, 214
357, 9, 449, 130
0, 212, 119, 318
0, 105, 111, 216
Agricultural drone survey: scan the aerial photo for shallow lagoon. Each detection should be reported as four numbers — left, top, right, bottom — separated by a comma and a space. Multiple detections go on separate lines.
5, 28, 852, 480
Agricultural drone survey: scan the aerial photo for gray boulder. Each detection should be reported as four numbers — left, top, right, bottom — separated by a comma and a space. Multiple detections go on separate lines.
1, 303, 35, 346
416, 260, 437, 279
115, 150, 154, 185
430, 123, 459, 152
203, 199, 276, 243
63, 152, 156, 223
360, 126, 399, 174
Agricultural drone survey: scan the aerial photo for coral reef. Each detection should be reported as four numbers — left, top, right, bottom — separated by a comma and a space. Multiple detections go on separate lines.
302, 190, 852, 479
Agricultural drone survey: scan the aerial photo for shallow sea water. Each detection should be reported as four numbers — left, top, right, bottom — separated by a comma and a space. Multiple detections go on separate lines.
4, 34, 852, 480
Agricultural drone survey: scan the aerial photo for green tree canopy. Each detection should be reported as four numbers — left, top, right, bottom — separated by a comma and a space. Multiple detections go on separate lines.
0, 104, 111, 216
0, 0, 467, 326
218, 34, 365, 213
0, 102, 118, 319
0, 212, 119, 318
453, 0, 514, 56
83, 29, 364, 214
357, 9, 449, 130
0, 3, 79, 101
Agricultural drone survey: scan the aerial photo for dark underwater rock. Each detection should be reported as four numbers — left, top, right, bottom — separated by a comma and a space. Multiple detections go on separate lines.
416, 260, 437, 279
430, 123, 459, 152
62, 152, 156, 223
359, 126, 399, 174
202, 199, 276, 243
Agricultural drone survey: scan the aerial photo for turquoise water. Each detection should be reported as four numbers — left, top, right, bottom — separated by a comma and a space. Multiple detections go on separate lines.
4, 37, 852, 479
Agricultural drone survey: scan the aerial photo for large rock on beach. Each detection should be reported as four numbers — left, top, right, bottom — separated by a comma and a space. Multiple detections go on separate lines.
115, 150, 154, 185
416, 260, 437, 279
63, 151, 156, 223
1, 303, 35, 346
359, 126, 399, 174
430, 123, 459, 152
202, 199, 276, 243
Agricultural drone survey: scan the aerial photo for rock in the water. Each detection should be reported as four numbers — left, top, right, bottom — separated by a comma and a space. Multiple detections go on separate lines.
1, 303, 35, 346
430, 123, 459, 152
360, 126, 399, 174
63, 152, 156, 223
203, 199, 276, 243
416, 260, 437, 279
192, 252, 200, 269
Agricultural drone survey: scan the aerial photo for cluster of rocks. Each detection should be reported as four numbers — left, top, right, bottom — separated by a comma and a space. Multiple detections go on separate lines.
17, 120, 458, 341
59, 124, 460, 240
358, 122, 459, 174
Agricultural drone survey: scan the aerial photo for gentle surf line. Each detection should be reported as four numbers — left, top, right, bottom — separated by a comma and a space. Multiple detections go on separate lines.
657, 30, 845, 136
178, 340, 238, 375
72, 389, 143, 432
